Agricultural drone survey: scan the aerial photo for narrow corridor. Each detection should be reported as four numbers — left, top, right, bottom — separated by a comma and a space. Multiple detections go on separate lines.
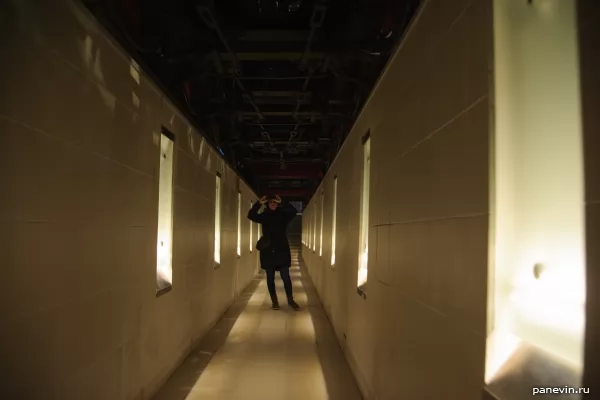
152, 247, 362, 400
3, 1, 599, 399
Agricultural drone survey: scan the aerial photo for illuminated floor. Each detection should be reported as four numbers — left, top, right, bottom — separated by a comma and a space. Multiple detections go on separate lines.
152, 253, 363, 400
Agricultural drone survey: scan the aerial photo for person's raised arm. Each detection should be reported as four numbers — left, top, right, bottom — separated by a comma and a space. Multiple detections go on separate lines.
280, 199, 297, 223
247, 196, 266, 223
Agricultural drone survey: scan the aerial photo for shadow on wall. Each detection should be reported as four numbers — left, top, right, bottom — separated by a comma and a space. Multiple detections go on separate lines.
150, 276, 263, 400
298, 257, 364, 400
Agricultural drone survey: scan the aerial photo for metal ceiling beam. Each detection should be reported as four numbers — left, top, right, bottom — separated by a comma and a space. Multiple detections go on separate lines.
235, 74, 330, 81
244, 90, 311, 106
242, 104, 320, 113
219, 52, 325, 61
249, 98, 309, 105
190, 71, 332, 81
262, 179, 312, 187
196, 6, 240, 69
257, 171, 322, 179
239, 111, 348, 118
196, 5, 266, 120
245, 157, 324, 164
254, 163, 323, 175
300, 4, 328, 69
252, 141, 310, 146
242, 102, 350, 112
238, 30, 312, 42
260, 188, 312, 198
252, 90, 305, 97
242, 121, 314, 126
259, 173, 321, 179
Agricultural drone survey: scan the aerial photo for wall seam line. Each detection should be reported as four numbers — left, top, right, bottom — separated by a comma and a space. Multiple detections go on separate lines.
372, 212, 488, 226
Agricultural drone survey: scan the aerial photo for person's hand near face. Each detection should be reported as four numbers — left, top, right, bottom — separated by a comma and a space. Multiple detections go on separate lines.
266, 195, 280, 211
260, 196, 268, 205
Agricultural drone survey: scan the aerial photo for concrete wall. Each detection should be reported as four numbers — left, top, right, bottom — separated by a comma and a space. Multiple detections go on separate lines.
579, 0, 600, 390
0, 1, 259, 399
302, 0, 493, 399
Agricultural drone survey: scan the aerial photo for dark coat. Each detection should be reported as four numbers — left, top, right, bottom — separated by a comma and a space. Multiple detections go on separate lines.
247, 201, 297, 270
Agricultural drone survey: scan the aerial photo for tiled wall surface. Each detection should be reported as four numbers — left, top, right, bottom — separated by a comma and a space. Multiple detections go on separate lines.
579, 0, 600, 390
302, 0, 493, 399
0, 0, 259, 399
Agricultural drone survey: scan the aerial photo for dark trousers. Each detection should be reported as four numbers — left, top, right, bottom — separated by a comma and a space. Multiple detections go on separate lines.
266, 267, 293, 304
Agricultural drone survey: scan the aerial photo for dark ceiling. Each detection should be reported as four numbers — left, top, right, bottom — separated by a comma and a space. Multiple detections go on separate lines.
83, 0, 420, 202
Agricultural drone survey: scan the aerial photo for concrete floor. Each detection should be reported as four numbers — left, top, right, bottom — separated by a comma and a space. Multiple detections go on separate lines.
152, 251, 363, 400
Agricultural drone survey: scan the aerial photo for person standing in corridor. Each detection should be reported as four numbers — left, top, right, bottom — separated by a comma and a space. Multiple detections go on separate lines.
248, 195, 300, 311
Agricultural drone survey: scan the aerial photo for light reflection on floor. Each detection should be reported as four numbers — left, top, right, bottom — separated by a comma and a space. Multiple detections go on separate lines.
152, 253, 362, 400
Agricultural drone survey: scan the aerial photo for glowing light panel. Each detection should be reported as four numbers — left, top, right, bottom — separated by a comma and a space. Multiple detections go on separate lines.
319, 191, 324, 257
357, 137, 370, 290
331, 177, 338, 266
486, 0, 586, 388
237, 192, 241, 257
156, 131, 174, 292
214, 174, 222, 265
